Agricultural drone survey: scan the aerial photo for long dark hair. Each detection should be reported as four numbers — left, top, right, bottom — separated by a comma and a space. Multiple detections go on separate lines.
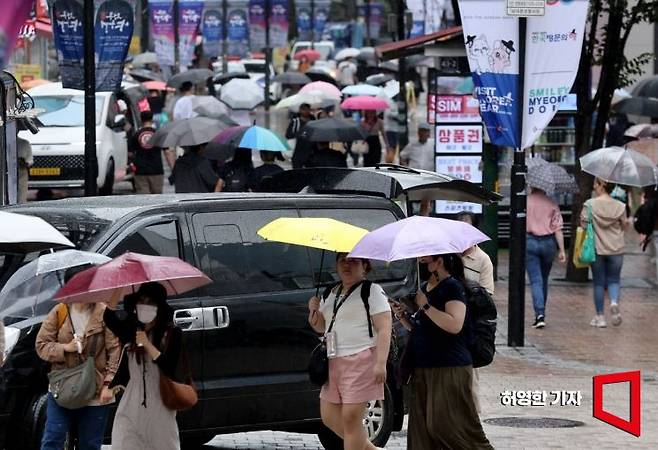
123, 282, 174, 357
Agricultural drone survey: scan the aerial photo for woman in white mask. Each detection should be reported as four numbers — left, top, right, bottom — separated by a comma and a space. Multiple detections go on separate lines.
103, 282, 184, 450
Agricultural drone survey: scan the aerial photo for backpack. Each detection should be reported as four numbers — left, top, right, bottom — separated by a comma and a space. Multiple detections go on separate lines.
633, 199, 658, 251
465, 281, 497, 368
322, 280, 373, 338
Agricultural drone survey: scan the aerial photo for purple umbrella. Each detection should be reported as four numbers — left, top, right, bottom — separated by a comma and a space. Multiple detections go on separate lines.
348, 216, 490, 262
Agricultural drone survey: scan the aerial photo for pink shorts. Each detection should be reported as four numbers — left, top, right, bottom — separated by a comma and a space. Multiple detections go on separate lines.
320, 347, 385, 404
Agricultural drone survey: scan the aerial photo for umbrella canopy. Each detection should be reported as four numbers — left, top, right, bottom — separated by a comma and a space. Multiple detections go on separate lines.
624, 124, 658, 139
300, 81, 342, 99
341, 96, 390, 111
294, 49, 322, 61
192, 95, 234, 121
258, 218, 368, 253
132, 51, 158, 67
219, 78, 264, 110
275, 91, 336, 110
0, 212, 74, 253
335, 48, 360, 61
299, 118, 367, 142
342, 84, 384, 97
305, 68, 338, 85
632, 75, 658, 98
365, 73, 395, 86
149, 117, 231, 147
526, 158, 578, 194
167, 68, 214, 88
378, 61, 399, 73
383, 80, 400, 98
54, 252, 211, 304
211, 125, 289, 151
141, 80, 174, 92
580, 146, 658, 187
272, 71, 312, 85
129, 69, 164, 82
357, 47, 377, 62
213, 71, 250, 85
626, 139, 658, 165
614, 96, 658, 118
349, 216, 490, 262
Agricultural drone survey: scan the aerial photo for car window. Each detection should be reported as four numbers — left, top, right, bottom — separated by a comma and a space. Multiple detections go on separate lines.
34, 95, 105, 127
193, 210, 315, 296
108, 221, 181, 258
300, 208, 410, 284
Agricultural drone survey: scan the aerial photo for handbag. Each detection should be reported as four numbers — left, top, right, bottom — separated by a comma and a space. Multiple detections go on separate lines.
159, 328, 198, 411
579, 203, 597, 266
572, 227, 590, 269
351, 140, 369, 155
47, 308, 99, 410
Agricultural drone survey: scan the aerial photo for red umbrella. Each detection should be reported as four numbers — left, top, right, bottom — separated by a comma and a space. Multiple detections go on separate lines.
294, 49, 322, 61
54, 252, 211, 304
142, 80, 175, 92
341, 96, 390, 111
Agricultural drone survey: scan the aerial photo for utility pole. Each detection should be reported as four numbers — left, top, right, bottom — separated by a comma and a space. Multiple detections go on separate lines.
397, 0, 408, 149
83, 0, 98, 196
222, 0, 228, 73
310, 0, 315, 48
173, 0, 180, 73
264, 0, 271, 127
508, 17, 527, 347
140, 0, 149, 52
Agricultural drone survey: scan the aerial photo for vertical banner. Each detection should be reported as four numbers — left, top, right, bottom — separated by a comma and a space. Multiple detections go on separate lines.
407, 0, 426, 38
521, 0, 588, 149
425, 0, 446, 34
357, 2, 383, 40
248, 0, 266, 51
459, 0, 520, 147
295, 0, 312, 41
95, 0, 134, 92
149, 0, 175, 66
1, 0, 34, 69
50, 0, 85, 90
202, 1, 222, 58
314, 0, 331, 38
178, 0, 203, 68
227, 0, 250, 58
270, 0, 288, 48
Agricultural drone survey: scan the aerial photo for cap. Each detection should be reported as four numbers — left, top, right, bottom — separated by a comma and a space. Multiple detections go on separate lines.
418, 122, 431, 131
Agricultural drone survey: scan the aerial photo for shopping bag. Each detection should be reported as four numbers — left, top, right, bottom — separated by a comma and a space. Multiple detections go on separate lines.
579, 204, 597, 266
572, 226, 589, 269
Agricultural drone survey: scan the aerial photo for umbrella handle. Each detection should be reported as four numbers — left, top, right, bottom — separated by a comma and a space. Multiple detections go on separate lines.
314, 250, 325, 299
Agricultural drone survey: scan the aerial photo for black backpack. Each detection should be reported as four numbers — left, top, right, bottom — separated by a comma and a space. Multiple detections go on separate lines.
322, 280, 374, 338
465, 281, 497, 368
633, 199, 658, 251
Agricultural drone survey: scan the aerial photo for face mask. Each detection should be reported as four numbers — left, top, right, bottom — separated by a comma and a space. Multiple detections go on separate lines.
136, 304, 158, 324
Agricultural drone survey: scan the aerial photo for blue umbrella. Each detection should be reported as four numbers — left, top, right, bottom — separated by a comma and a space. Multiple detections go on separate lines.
206, 125, 290, 161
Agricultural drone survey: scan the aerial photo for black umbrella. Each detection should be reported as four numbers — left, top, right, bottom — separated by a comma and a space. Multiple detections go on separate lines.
213, 71, 250, 84
614, 96, 658, 118
299, 118, 367, 142
129, 69, 163, 82
149, 117, 230, 147
357, 47, 377, 63
273, 71, 312, 85
632, 75, 658, 98
305, 69, 338, 86
378, 61, 398, 73
365, 73, 395, 86
167, 69, 214, 88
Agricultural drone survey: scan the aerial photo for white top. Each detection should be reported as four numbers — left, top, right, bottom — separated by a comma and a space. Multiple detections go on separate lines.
319, 282, 390, 357
70, 306, 91, 337
337, 61, 357, 86
173, 95, 198, 120
400, 139, 435, 172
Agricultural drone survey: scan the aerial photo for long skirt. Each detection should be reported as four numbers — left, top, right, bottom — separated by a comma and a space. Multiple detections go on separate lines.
408, 366, 493, 450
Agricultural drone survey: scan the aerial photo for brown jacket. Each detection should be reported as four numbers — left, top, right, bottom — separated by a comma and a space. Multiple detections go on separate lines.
36, 303, 121, 398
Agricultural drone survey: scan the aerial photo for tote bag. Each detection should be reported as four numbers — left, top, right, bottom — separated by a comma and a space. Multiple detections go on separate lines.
579, 203, 597, 266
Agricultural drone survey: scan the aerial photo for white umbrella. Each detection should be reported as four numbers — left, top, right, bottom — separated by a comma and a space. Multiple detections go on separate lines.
341, 84, 384, 97
580, 146, 658, 187
219, 78, 264, 110
275, 91, 338, 110
131, 51, 158, 67
383, 80, 400, 98
335, 48, 360, 61
192, 95, 231, 120
0, 212, 74, 253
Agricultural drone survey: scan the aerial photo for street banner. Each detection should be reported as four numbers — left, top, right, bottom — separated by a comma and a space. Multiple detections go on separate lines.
1, 0, 34, 69
95, 0, 134, 92
314, 0, 331, 38
436, 125, 483, 153
521, 0, 587, 149
436, 155, 483, 183
178, 0, 203, 68
248, 0, 266, 51
227, 0, 250, 58
357, 2, 383, 39
407, 0, 425, 38
202, 1, 222, 58
270, 0, 288, 48
149, 0, 175, 66
50, 0, 85, 89
425, 0, 447, 34
295, 0, 312, 41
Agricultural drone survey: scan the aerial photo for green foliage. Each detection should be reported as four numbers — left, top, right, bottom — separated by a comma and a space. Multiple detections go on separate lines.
618, 53, 656, 88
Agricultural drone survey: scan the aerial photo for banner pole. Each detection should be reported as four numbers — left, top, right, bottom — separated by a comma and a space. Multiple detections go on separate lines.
174, 0, 180, 72
222, 0, 228, 73
83, 0, 98, 196
507, 16, 527, 347
264, 0, 271, 127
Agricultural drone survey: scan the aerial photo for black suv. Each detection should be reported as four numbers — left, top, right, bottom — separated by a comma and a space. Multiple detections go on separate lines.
0, 193, 416, 450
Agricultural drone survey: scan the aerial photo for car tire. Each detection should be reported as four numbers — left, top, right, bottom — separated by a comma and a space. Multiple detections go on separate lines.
15, 393, 76, 450
99, 158, 115, 196
180, 434, 214, 450
317, 382, 395, 450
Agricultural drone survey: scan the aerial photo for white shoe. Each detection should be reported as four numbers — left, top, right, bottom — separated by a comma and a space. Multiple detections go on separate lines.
610, 304, 622, 326
590, 315, 607, 328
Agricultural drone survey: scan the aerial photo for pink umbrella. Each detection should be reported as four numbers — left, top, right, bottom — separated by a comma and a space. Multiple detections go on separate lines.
142, 80, 175, 92
294, 49, 321, 61
299, 81, 342, 100
341, 96, 390, 111
54, 252, 212, 304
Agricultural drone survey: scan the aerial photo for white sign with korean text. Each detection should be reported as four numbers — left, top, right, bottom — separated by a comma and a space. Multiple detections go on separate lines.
507, 0, 545, 16
435, 201, 483, 214
436, 125, 483, 154
436, 155, 483, 183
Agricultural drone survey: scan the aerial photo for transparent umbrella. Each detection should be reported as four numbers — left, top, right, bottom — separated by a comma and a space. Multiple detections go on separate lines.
580, 146, 658, 187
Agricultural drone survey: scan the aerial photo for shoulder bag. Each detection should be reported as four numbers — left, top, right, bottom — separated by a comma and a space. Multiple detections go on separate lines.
159, 328, 198, 411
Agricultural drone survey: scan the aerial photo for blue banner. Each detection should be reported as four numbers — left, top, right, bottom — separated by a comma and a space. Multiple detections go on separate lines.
95, 0, 134, 91
178, 0, 204, 67
227, 3, 249, 57
149, 0, 175, 66
471, 73, 519, 148
202, 2, 222, 58
248, 0, 266, 51
50, 0, 85, 90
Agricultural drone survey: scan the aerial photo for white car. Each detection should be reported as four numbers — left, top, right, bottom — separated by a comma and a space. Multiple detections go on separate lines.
19, 81, 147, 195
289, 41, 337, 76
241, 59, 282, 102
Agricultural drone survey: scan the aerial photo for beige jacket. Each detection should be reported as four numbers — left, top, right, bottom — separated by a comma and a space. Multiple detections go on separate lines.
581, 197, 627, 255
36, 303, 121, 398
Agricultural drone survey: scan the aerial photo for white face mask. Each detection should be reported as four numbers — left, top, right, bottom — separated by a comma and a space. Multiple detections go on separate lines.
136, 304, 158, 324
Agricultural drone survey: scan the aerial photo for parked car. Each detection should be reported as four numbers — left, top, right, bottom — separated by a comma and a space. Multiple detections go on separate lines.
18, 81, 148, 195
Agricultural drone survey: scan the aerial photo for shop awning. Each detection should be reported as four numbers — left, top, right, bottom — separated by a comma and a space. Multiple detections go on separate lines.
375, 26, 463, 61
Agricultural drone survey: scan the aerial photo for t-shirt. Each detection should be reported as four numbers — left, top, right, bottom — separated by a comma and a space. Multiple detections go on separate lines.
463, 246, 495, 295
218, 162, 253, 192
337, 61, 357, 86
526, 191, 563, 236
399, 139, 435, 172
319, 282, 390, 358
410, 277, 473, 368
132, 126, 164, 175
171, 153, 219, 193
172, 95, 198, 120
248, 163, 284, 192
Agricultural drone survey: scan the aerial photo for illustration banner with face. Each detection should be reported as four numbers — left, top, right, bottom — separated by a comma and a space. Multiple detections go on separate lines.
227, 0, 249, 58
95, 0, 134, 91
148, 0, 175, 66
178, 0, 203, 68
202, 1, 222, 58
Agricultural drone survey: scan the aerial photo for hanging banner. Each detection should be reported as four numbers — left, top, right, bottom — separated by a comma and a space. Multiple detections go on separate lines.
357, 2, 383, 40
149, 0, 175, 66
178, 0, 203, 68
407, 0, 425, 38
50, 0, 85, 89
227, 0, 250, 58
314, 0, 331, 38
459, 0, 520, 147
202, 1, 222, 58
295, 0, 312, 41
248, 0, 266, 51
270, 0, 288, 48
521, 0, 587, 149
1, 0, 34, 69
95, 0, 134, 92
425, 0, 447, 34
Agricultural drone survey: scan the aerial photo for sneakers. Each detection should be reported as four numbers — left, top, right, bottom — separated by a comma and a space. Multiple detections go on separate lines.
533, 315, 545, 329
590, 315, 607, 328
610, 304, 622, 326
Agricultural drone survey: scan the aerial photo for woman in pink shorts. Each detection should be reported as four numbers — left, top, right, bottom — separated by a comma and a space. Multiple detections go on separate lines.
308, 253, 392, 450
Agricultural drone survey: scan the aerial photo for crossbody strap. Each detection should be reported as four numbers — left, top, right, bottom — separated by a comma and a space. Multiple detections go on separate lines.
326, 281, 364, 335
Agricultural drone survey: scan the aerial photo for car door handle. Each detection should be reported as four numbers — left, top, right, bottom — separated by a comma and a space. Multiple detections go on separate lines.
202, 306, 230, 329
173, 308, 204, 331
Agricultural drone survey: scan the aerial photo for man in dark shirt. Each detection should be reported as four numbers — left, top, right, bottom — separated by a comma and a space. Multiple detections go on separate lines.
286, 103, 315, 169
248, 151, 284, 192
132, 111, 170, 194
170, 144, 222, 193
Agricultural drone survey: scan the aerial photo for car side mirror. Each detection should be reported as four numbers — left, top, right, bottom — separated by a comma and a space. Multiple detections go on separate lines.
113, 114, 126, 130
